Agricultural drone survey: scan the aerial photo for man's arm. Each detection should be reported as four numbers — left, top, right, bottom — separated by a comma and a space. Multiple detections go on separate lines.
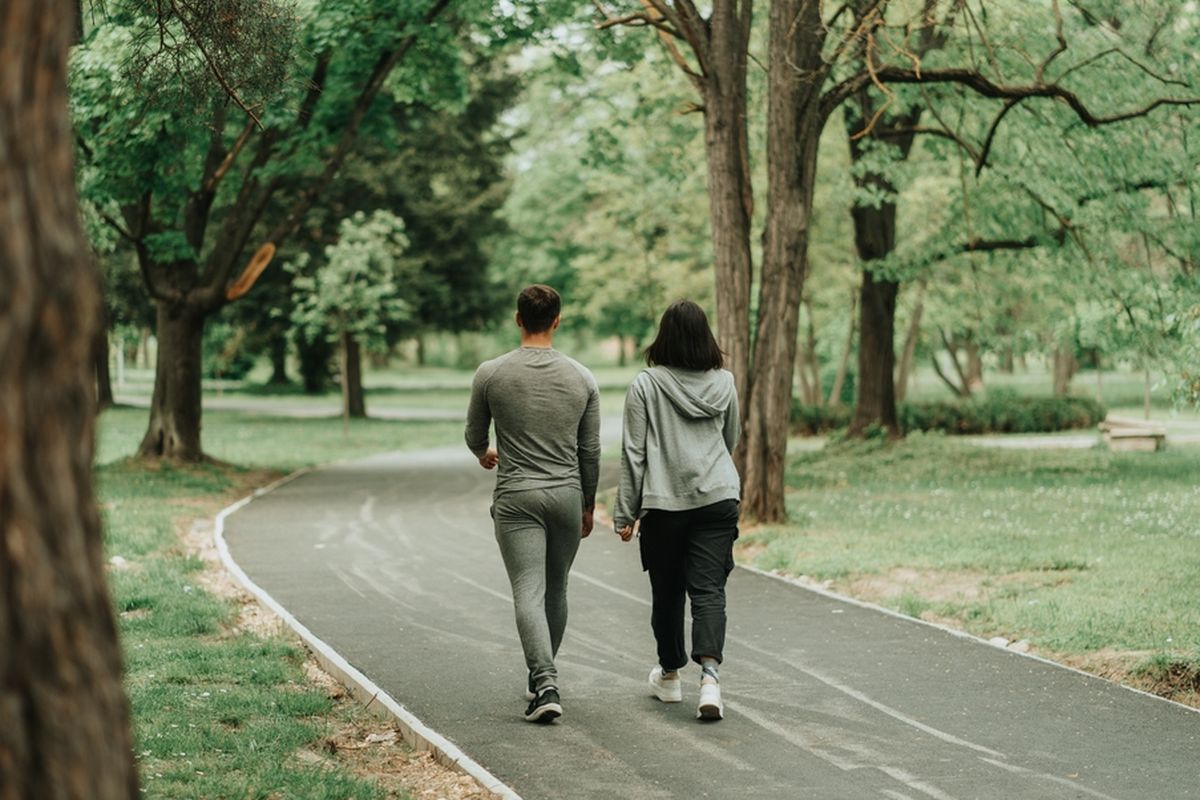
465, 365, 494, 465
577, 376, 601, 510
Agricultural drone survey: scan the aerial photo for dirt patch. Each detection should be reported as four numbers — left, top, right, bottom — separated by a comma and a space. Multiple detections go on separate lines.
1059, 649, 1200, 709
171, 470, 492, 798
310, 718, 492, 800
838, 567, 1073, 606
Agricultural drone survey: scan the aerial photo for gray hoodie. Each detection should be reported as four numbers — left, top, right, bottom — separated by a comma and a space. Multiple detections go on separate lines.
613, 366, 740, 530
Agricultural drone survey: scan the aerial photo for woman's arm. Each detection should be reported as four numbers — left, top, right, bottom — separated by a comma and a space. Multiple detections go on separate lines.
613, 378, 648, 531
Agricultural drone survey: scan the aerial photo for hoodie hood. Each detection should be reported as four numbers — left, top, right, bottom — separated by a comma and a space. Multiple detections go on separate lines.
643, 366, 734, 420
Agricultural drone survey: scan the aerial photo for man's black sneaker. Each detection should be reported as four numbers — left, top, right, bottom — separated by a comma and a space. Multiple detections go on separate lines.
524, 688, 562, 723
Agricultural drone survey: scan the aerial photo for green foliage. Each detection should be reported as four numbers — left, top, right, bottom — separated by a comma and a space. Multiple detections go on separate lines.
791, 393, 1107, 436
899, 394, 1107, 435
288, 210, 414, 348
202, 321, 255, 380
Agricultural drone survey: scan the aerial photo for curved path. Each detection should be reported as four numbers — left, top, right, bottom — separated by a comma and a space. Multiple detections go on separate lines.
223, 447, 1199, 800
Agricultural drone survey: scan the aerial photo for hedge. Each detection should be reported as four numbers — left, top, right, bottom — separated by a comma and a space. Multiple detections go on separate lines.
791, 393, 1107, 436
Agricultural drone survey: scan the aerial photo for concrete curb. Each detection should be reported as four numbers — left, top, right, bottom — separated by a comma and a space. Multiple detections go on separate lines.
213, 467, 523, 800
739, 562, 1200, 715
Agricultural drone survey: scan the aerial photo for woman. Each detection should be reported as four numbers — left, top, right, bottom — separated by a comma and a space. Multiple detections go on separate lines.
614, 299, 741, 721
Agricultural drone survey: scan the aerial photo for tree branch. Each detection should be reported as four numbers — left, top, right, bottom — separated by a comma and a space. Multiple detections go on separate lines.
822, 64, 1200, 126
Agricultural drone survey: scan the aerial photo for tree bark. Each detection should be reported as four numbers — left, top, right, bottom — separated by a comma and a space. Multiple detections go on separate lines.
138, 301, 205, 460
1052, 346, 1077, 397
95, 322, 114, 409
268, 333, 289, 385
851, 272, 900, 435
341, 331, 366, 419
700, 2, 754, 409
740, 0, 825, 523
895, 282, 925, 404
827, 291, 857, 408
0, 1, 139, 796
966, 339, 984, 392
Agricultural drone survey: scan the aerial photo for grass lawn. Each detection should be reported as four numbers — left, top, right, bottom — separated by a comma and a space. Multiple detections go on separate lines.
737, 433, 1200, 704
98, 409, 468, 799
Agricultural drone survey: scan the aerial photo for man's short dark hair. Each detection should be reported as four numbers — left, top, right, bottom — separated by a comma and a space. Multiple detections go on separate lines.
644, 299, 724, 371
517, 284, 561, 334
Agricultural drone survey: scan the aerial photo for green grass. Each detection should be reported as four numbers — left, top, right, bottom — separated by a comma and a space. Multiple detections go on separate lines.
98, 410, 469, 798
741, 433, 1200, 665
98, 406, 465, 469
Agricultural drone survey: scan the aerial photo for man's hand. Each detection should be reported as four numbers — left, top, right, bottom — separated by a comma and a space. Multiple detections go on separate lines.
478, 448, 499, 470
617, 524, 634, 542
582, 507, 594, 538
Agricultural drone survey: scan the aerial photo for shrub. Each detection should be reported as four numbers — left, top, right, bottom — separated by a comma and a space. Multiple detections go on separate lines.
791, 393, 1107, 436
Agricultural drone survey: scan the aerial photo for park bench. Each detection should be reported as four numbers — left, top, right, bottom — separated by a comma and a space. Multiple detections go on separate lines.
1099, 416, 1167, 452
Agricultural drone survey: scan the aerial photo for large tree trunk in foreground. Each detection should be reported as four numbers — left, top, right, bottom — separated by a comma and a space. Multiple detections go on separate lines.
341, 331, 366, 419
0, 2, 139, 796
138, 301, 205, 460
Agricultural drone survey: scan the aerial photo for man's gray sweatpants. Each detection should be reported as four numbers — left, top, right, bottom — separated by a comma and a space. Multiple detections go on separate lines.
492, 485, 583, 693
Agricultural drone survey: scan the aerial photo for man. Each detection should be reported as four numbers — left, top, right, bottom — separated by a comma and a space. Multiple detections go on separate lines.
465, 284, 601, 723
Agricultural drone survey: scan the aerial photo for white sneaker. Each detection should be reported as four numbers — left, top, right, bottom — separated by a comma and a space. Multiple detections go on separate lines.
648, 666, 682, 703
697, 677, 723, 720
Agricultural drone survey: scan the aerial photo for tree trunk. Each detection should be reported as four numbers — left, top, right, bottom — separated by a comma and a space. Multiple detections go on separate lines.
1052, 346, 1077, 397
851, 272, 900, 435
740, 0, 825, 523
138, 302, 205, 460
827, 291, 856, 408
415, 333, 426, 366
844, 79, 923, 437
999, 346, 1015, 374
341, 331, 366, 419
617, 333, 628, 367
700, 12, 754, 409
268, 333, 289, 385
0, 1, 139, 796
895, 282, 925, 404
966, 339, 984, 392
95, 322, 114, 409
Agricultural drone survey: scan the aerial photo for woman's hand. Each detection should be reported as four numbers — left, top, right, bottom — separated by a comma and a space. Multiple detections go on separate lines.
617, 524, 634, 542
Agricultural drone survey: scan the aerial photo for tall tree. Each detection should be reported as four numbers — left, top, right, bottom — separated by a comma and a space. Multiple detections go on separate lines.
74, 0, 455, 460
604, 0, 1200, 519
0, 0, 138, 796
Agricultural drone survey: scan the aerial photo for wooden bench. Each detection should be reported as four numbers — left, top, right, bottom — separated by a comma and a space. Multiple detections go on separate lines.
1099, 417, 1167, 452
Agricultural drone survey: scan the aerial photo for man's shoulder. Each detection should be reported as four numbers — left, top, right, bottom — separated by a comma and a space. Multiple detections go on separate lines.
557, 352, 599, 391
473, 349, 521, 381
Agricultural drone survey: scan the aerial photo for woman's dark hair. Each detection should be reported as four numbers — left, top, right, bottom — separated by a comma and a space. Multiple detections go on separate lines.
644, 300, 724, 371
516, 284, 561, 333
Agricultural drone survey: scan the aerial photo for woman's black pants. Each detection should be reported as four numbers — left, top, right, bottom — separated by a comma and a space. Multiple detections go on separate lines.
638, 499, 739, 670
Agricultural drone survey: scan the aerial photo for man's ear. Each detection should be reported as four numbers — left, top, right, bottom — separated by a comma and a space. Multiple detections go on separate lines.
551, 314, 561, 331
515, 311, 523, 330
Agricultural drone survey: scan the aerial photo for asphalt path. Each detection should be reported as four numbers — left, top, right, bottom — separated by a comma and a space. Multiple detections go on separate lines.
223, 446, 1200, 800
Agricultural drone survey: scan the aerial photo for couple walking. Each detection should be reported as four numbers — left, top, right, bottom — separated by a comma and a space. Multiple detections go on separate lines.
464, 285, 741, 724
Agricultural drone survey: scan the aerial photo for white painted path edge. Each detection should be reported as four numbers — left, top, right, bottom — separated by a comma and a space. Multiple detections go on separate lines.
212, 467, 523, 800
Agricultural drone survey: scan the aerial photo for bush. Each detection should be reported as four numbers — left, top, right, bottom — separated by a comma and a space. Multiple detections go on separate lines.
791, 393, 1106, 436
900, 393, 1107, 435
790, 399, 851, 435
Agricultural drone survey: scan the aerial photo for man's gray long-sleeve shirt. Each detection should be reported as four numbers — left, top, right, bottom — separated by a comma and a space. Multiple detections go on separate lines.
465, 347, 601, 506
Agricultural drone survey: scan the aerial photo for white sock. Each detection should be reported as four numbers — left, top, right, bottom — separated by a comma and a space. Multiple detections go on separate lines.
700, 657, 720, 683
